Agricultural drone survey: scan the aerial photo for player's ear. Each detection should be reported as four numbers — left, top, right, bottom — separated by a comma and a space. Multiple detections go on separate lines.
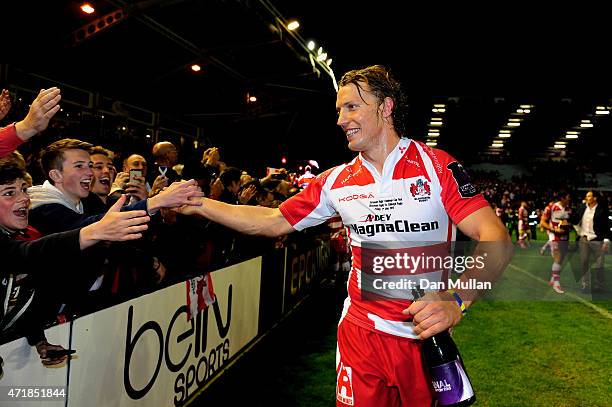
380, 96, 394, 118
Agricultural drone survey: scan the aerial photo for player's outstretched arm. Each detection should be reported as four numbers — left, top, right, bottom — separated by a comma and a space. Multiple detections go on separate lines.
177, 197, 294, 238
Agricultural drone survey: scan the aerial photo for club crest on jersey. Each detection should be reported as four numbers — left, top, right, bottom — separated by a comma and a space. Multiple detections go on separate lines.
399, 146, 407, 154
410, 178, 431, 202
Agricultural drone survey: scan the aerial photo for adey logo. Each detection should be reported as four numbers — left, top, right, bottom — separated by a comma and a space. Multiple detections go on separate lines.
359, 213, 391, 222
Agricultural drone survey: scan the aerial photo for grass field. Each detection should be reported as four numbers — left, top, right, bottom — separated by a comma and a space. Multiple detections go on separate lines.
194, 241, 612, 406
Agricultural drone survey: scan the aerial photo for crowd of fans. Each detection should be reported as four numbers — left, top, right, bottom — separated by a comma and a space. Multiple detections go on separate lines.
0, 88, 328, 370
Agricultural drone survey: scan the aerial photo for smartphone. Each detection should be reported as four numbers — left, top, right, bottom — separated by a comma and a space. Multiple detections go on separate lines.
129, 169, 143, 184
45, 349, 77, 358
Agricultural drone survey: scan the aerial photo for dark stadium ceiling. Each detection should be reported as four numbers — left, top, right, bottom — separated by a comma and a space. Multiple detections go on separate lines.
4, 1, 612, 166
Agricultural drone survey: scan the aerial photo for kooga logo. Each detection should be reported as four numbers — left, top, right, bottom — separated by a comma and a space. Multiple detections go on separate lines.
124, 285, 232, 406
338, 192, 374, 202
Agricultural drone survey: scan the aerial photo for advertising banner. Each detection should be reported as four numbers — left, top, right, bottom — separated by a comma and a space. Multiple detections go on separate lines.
67, 257, 261, 407
283, 240, 331, 312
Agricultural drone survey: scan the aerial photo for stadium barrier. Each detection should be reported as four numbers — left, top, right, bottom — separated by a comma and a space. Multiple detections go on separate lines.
0, 239, 331, 406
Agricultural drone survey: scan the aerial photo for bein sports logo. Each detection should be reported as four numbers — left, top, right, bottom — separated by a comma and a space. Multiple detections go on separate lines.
410, 178, 431, 202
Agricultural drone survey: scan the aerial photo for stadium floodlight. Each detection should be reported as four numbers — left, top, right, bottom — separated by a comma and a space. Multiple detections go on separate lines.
555, 141, 567, 145
498, 133, 511, 138
431, 117, 443, 121
430, 121, 443, 126
317, 47, 323, 55
566, 130, 579, 134
433, 104, 446, 108
80, 3, 95, 14
565, 134, 579, 139
519, 104, 532, 109
307, 41, 315, 51
316, 52, 328, 62
191, 64, 201, 72
287, 20, 300, 31
427, 132, 439, 137
499, 129, 511, 133
580, 123, 593, 128
554, 144, 566, 149
326, 58, 332, 66
507, 122, 521, 127
426, 141, 438, 146
508, 118, 521, 122
595, 110, 609, 115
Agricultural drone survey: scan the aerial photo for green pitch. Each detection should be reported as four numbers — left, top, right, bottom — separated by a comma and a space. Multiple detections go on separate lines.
283, 243, 612, 406
194, 242, 612, 406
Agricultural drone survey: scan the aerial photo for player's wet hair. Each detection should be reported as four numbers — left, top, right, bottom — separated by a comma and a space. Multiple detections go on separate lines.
339, 65, 408, 137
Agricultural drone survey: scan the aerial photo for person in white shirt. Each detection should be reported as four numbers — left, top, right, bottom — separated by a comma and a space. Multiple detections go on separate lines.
571, 190, 610, 292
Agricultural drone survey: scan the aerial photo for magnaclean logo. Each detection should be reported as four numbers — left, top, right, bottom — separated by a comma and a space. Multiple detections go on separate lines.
350, 220, 439, 237
338, 192, 374, 202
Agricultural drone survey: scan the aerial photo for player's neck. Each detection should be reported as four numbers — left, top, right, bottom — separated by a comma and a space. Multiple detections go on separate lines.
361, 131, 400, 174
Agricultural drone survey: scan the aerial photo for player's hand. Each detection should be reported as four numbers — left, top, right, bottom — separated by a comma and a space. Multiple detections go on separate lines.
403, 291, 462, 339
148, 179, 204, 212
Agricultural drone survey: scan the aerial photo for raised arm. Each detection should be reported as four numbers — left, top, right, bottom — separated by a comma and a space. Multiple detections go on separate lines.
15, 88, 61, 142
178, 197, 295, 238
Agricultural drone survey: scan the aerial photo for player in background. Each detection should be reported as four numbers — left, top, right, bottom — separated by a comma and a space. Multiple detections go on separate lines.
517, 201, 530, 248
540, 193, 572, 293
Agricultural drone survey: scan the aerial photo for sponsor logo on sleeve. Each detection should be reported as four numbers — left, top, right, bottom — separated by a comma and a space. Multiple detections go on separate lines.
446, 162, 477, 198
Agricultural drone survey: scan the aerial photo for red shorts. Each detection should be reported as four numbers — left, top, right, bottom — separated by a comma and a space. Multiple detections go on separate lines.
336, 319, 434, 407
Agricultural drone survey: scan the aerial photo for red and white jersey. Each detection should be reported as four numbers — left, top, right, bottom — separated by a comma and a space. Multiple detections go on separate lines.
518, 207, 528, 223
280, 138, 489, 339
542, 201, 571, 241
518, 206, 529, 230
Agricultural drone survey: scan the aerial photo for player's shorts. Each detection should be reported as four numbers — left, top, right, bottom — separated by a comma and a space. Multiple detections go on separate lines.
551, 240, 569, 253
518, 220, 528, 232
336, 318, 434, 407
